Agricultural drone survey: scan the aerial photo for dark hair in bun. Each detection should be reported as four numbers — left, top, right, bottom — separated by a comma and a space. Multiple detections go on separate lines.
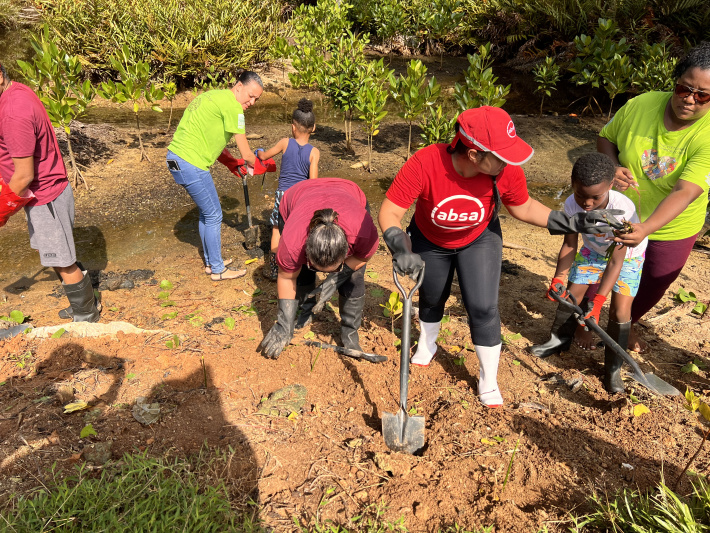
293, 98, 315, 131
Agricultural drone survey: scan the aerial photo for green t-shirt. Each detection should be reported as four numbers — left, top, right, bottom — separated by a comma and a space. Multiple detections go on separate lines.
599, 91, 710, 241
168, 89, 245, 171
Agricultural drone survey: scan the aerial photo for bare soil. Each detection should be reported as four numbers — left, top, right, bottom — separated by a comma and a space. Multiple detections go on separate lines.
1, 72, 710, 532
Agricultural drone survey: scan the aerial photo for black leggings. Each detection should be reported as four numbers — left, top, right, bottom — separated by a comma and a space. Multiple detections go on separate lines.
409, 218, 503, 347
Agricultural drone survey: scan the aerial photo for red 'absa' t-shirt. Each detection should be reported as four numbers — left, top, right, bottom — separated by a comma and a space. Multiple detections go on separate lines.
0, 82, 68, 206
386, 144, 530, 248
277, 178, 379, 273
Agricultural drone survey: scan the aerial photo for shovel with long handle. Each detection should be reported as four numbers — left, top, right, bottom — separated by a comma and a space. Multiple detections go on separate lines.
303, 341, 388, 363
382, 266, 426, 454
236, 166, 260, 250
550, 287, 679, 396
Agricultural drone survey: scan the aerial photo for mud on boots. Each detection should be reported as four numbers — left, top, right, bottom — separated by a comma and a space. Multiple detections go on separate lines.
604, 320, 630, 393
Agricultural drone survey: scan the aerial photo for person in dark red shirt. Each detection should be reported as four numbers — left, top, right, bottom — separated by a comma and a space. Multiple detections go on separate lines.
0, 61, 99, 322
379, 106, 623, 407
261, 178, 379, 359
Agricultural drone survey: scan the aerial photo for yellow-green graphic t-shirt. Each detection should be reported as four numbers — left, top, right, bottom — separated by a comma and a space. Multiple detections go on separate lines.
599, 91, 710, 241
168, 89, 245, 171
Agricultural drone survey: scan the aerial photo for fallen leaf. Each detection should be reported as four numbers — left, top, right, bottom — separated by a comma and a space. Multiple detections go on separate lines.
64, 400, 89, 413
633, 404, 650, 417
481, 438, 497, 446
245, 258, 258, 265
146, 437, 155, 445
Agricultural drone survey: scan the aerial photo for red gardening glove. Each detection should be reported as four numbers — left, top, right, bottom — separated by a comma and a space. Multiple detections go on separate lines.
546, 277, 568, 302
250, 157, 277, 175
217, 149, 246, 176
583, 294, 607, 324
0, 182, 34, 227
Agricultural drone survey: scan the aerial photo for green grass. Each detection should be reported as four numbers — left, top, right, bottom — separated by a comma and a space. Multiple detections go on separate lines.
0, 451, 262, 532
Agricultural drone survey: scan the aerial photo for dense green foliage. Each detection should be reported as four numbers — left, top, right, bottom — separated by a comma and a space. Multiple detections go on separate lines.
0, 452, 261, 532
33, 0, 285, 82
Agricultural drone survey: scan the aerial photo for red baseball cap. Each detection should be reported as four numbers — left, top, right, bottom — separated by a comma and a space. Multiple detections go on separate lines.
450, 106, 534, 165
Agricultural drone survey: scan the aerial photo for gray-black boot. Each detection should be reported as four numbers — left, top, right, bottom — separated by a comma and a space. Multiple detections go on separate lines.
529, 307, 577, 357
604, 320, 629, 393
63, 273, 100, 323
59, 264, 98, 319
295, 282, 316, 330
339, 294, 364, 351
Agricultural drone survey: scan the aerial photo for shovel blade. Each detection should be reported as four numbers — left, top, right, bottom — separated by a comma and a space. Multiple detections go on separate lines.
244, 226, 260, 250
630, 372, 680, 396
382, 408, 425, 455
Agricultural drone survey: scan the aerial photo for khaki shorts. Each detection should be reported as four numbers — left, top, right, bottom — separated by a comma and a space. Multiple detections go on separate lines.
25, 184, 77, 268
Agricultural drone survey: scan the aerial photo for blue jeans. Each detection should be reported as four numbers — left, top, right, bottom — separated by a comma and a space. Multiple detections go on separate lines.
166, 150, 225, 273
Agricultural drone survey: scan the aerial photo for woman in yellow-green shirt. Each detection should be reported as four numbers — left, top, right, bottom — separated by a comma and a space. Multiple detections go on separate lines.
597, 42, 710, 352
166, 70, 263, 281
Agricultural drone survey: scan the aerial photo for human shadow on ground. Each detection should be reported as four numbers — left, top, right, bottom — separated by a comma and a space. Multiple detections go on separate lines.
0, 340, 259, 510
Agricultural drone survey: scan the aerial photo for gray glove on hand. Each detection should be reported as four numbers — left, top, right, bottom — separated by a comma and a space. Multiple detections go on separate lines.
547, 209, 625, 235
307, 264, 355, 314
260, 299, 298, 359
382, 227, 424, 280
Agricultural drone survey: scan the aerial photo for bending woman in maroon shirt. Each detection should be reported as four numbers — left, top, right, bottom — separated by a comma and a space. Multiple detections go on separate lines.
261, 178, 379, 359
379, 106, 624, 408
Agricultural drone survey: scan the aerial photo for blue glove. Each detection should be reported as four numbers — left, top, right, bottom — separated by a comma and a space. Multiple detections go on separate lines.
254, 148, 265, 160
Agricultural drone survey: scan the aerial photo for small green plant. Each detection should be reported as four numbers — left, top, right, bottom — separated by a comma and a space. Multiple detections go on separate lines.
80, 423, 97, 439
165, 334, 181, 349
454, 43, 510, 111
389, 59, 441, 159
355, 58, 392, 171
161, 311, 178, 320
98, 45, 164, 162
682, 359, 707, 374
11, 350, 33, 370
17, 25, 95, 189
632, 42, 678, 93
501, 437, 520, 493
224, 317, 236, 330
674, 288, 708, 315
380, 292, 403, 333
501, 332, 522, 345
234, 305, 257, 317
157, 279, 176, 307
51, 328, 66, 339
420, 104, 456, 146
0, 309, 25, 324
676, 388, 710, 489
162, 79, 178, 134
532, 57, 561, 117
185, 311, 203, 327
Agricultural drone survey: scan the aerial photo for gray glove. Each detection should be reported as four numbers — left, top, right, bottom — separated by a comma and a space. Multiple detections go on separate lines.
260, 299, 298, 359
382, 227, 424, 280
307, 264, 355, 314
547, 209, 625, 235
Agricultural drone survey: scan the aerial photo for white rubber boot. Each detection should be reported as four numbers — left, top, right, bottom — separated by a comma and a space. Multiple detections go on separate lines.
411, 320, 440, 367
476, 343, 503, 408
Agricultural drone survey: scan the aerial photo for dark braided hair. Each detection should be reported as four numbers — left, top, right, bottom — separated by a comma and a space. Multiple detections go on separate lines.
293, 98, 315, 132
571, 153, 615, 187
235, 69, 263, 89
673, 41, 710, 79
306, 209, 348, 269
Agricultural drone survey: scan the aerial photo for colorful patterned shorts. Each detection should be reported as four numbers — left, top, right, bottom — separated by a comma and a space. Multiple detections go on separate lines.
269, 190, 285, 227
568, 246, 644, 297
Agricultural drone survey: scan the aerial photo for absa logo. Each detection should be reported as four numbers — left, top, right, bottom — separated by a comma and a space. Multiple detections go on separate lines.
430, 195, 486, 230
506, 121, 516, 138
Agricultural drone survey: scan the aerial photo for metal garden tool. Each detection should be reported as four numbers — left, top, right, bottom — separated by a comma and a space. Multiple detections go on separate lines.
550, 287, 679, 396
236, 164, 260, 250
304, 341, 387, 363
383, 266, 426, 454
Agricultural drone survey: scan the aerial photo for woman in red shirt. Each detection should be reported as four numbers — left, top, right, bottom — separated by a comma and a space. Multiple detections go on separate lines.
379, 106, 623, 407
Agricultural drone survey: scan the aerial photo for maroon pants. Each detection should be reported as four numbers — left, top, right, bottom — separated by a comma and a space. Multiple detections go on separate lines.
585, 234, 697, 323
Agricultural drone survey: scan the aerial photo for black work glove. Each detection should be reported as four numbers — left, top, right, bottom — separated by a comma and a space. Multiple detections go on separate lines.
307, 264, 355, 314
382, 227, 424, 281
547, 209, 625, 235
260, 299, 298, 359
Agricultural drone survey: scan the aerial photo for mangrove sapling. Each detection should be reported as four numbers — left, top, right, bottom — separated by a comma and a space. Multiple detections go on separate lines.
675, 388, 710, 490
419, 0, 463, 67
632, 42, 677, 93
381, 291, 404, 334
371, 0, 407, 60
602, 53, 633, 119
98, 45, 164, 162
355, 59, 392, 171
162, 79, 177, 134
420, 104, 456, 146
454, 44, 509, 111
17, 26, 95, 189
389, 59, 441, 159
532, 57, 561, 117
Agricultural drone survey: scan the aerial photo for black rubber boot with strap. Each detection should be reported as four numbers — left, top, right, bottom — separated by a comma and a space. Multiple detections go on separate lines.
63, 273, 100, 323
295, 281, 316, 330
339, 294, 364, 352
604, 319, 629, 393
529, 306, 577, 357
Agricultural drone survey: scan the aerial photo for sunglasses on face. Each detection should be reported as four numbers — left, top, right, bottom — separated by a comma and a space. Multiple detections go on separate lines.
306, 258, 343, 273
674, 83, 710, 104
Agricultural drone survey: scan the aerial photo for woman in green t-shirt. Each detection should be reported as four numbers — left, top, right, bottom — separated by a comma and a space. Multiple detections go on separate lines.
597, 42, 710, 352
166, 70, 264, 280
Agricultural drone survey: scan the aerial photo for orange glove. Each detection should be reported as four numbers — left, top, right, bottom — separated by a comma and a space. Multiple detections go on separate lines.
583, 294, 607, 323
0, 182, 34, 227
546, 277, 568, 302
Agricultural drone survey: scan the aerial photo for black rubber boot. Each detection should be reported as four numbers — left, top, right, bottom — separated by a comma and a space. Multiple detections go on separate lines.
295, 282, 316, 330
339, 295, 364, 351
63, 273, 100, 323
58, 264, 92, 319
529, 307, 578, 357
604, 320, 629, 393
